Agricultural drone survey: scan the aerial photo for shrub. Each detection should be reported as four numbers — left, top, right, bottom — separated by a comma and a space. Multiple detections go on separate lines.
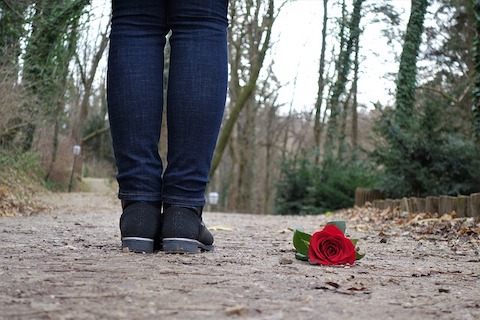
274, 154, 378, 215
372, 101, 480, 198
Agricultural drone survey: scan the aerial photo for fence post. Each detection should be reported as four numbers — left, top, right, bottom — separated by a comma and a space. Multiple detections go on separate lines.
469, 193, 480, 219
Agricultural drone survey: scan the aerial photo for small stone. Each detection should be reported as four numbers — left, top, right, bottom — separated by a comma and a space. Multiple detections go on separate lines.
279, 257, 293, 265
225, 305, 246, 316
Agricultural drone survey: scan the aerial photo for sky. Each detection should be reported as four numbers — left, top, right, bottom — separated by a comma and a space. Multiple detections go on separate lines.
271, 0, 412, 113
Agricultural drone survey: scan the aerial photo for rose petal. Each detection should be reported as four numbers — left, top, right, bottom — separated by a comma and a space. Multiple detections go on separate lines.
322, 224, 345, 236
308, 227, 357, 265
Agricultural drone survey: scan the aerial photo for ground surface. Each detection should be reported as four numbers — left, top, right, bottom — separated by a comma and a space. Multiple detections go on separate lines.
0, 189, 479, 320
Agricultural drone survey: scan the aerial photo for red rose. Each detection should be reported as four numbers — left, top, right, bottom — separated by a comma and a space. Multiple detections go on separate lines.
308, 224, 356, 265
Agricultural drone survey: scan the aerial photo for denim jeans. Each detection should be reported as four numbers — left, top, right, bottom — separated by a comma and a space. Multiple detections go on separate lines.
107, 0, 228, 206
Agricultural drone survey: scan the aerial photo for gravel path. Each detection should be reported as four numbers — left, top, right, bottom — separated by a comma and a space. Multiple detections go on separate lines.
0, 192, 479, 320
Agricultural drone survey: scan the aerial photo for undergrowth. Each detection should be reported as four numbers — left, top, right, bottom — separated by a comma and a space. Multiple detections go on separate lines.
0, 149, 46, 216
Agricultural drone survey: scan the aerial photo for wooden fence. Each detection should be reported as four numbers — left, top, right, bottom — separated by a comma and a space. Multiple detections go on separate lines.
355, 188, 480, 218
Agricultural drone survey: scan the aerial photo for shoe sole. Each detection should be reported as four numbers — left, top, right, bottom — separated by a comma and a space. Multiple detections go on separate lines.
162, 238, 214, 253
122, 237, 154, 253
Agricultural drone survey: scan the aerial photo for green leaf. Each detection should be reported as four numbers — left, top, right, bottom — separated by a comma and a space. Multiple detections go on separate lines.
356, 251, 365, 260
293, 229, 312, 256
350, 238, 364, 260
295, 252, 309, 261
326, 220, 346, 234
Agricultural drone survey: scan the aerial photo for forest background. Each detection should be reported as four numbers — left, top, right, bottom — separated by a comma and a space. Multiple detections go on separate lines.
1, 0, 480, 215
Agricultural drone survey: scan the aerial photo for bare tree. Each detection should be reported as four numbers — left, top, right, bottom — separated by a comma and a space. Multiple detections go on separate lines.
210, 0, 277, 178
72, 19, 109, 145
313, 0, 329, 164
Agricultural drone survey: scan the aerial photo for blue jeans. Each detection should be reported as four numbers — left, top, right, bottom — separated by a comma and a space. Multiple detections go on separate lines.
107, 0, 228, 206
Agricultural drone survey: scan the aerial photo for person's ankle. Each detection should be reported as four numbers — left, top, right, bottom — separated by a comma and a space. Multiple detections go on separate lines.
163, 203, 202, 216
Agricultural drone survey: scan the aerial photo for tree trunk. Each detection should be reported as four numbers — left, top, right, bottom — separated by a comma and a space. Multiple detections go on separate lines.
226, 136, 238, 211
325, 0, 365, 160
337, 87, 352, 160
351, 32, 360, 153
395, 0, 429, 129
263, 122, 273, 215
234, 96, 256, 213
472, 0, 480, 142
337, 26, 361, 160
313, 0, 328, 164
262, 92, 279, 215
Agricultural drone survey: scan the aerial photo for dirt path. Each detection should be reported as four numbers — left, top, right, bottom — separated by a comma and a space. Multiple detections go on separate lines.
0, 192, 479, 320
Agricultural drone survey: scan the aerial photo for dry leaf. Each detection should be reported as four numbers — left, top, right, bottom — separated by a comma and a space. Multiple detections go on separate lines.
209, 225, 233, 231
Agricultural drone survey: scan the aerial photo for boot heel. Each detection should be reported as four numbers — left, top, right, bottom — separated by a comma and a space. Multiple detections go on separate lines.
163, 238, 212, 253
122, 237, 154, 253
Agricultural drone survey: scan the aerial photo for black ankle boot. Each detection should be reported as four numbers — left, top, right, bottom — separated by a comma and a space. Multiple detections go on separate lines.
120, 201, 162, 253
161, 204, 214, 253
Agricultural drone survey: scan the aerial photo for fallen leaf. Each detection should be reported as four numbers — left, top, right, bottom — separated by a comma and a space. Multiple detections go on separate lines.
209, 225, 233, 231
347, 287, 369, 292
325, 281, 340, 289
439, 213, 453, 222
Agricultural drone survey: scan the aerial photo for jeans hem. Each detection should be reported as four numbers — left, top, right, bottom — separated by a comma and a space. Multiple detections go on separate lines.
162, 195, 206, 207
118, 192, 163, 202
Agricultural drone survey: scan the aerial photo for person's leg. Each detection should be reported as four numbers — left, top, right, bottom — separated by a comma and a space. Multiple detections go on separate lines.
107, 0, 168, 253
161, 0, 228, 253
162, 0, 228, 206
